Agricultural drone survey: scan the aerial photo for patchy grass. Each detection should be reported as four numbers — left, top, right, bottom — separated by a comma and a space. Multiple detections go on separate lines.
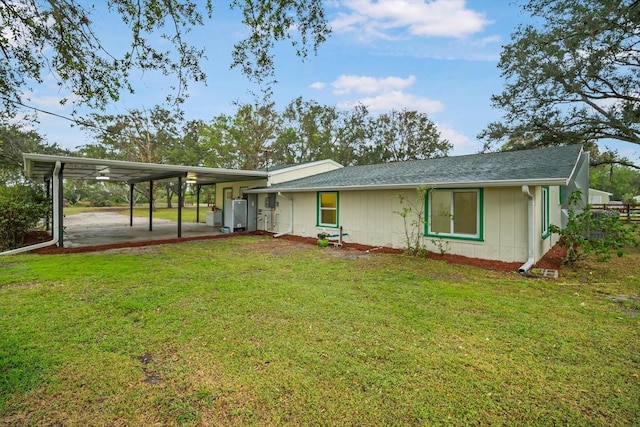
0, 237, 638, 426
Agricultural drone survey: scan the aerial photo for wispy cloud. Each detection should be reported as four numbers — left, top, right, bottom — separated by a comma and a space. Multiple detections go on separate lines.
331, 0, 491, 41
331, 75, 416, 95
337, 90, 444, 114
309, 82, 326, 90
437, 125, 481, 155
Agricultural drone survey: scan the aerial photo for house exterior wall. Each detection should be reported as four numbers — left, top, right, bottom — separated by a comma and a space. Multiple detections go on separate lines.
213, 179, 266, 208
268, 185, 562, 264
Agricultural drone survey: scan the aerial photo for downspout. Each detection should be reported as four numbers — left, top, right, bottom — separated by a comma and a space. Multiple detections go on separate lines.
1, 161, 62, 255
273, 192, 292, 238
518, 185, 535, 274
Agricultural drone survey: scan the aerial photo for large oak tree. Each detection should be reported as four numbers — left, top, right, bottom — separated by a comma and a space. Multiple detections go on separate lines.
0, 0, 329, 118
481, 0, 640, 162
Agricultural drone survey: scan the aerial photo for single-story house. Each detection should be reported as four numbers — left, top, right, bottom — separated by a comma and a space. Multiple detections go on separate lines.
588, 188, 614, 204
245, 145, 590, 272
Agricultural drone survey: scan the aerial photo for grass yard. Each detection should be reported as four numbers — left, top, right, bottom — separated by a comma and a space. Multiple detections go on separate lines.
0, 236, 638, 426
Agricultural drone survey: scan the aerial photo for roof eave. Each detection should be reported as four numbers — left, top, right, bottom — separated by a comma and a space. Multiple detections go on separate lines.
245, 178, 571, 193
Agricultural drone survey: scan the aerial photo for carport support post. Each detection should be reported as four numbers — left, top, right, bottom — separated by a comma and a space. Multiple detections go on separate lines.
129, 183, 134, 227
195, 185, 201, 223
57, 163, 64, 247
45, 179, 50, 231
177, 176, 183, 238
149, 180, 153, 232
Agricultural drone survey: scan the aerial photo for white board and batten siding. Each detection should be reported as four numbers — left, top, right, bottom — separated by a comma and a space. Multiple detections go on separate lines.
264, 185, 561, 264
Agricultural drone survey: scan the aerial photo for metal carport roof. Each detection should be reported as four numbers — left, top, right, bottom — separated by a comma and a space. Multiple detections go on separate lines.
23, 153, 267, 184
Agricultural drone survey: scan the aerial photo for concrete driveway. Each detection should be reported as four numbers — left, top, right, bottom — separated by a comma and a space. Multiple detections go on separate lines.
61, 211, 219, 248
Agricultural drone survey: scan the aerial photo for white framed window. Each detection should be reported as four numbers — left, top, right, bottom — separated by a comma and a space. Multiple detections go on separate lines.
426, 189, 483, 241
317, 192, 339, 227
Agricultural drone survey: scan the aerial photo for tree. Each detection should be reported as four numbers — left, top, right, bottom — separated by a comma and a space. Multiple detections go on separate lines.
481, 0, 640, 160
0, 184, 50, 251
591, 163, 640, 201
271, 98, 340, 164
365, 109, 451, 163
81, 106, 182, 208
0, 124, 68, 184
200, 103, 280, 169
0, 1, 329, 118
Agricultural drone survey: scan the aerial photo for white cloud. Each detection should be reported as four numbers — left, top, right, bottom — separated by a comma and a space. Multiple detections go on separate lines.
30, 94, 71, 111
331, 0, 491, 41
332, 75, 416, 95
437, 125, 481, 155
309, 82, 326, 90
337, 90, 444, 114
470, 35, 501, 48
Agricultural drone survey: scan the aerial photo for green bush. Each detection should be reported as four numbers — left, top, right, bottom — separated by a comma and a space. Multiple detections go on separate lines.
550, 191, 639, 265
0, 185, 51, 251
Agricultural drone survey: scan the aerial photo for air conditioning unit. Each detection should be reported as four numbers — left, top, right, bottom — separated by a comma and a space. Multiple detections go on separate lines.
224, 199, 247, 231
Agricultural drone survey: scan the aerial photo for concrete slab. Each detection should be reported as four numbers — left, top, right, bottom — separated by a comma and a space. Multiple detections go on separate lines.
61, 211, 220, 248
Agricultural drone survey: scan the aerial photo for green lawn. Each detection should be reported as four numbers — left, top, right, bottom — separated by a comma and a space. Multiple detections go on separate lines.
1, 237, 638, 426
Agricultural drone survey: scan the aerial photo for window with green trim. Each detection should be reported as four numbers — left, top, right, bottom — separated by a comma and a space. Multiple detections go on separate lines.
317, 192, 339, 227
426, 189, 482, 240
542, 186, 550, 239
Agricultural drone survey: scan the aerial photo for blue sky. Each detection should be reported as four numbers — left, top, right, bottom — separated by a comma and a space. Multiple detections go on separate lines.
23, 0, 640, 161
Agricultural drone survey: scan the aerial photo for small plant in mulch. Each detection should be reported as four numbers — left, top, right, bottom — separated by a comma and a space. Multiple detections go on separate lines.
317, 232, 330, 248
394, 184, 430, 257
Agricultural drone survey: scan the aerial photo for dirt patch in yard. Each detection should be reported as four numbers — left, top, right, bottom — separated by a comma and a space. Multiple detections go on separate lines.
19, 230, 565, 273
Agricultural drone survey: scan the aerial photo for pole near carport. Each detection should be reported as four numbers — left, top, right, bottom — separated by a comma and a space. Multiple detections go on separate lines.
57, 163, 64, 247
45, 178, 50, 231
129, 183, 134, 227
177, 175, 183, 238
149, 180, 153, 232
195, 184, 201, 223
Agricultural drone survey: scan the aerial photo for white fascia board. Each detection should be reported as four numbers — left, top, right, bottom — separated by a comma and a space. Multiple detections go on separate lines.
245, 178, 571, 193
267, 159, 343, 176
565, 146, 586, 183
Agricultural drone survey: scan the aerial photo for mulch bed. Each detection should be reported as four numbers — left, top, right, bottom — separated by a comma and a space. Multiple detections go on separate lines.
17, 230, 565, 273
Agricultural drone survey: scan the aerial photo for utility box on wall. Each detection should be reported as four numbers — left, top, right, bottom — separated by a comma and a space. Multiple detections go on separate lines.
224, 199, 247, 231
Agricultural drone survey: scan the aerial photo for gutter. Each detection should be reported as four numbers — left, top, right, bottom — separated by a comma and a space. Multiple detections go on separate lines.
273, 192, 293, 238
245, 178, 571, 194
1, 161, 62, 256
518, 185, 535, 274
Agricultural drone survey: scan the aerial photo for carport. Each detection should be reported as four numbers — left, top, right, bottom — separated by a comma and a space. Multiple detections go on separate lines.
22, 154, 267, 249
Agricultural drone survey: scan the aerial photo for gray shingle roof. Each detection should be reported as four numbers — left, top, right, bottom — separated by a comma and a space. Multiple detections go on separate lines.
250, 145, 584, 192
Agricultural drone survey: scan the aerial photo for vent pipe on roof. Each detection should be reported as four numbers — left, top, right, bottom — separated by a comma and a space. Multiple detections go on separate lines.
1, 161, 62, 256
518, 185, 535, 274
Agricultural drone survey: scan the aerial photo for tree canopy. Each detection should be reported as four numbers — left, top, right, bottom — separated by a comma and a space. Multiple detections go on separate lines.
0, 124, 68, 184
0, 0, 329, 118
480, 0, 640, 159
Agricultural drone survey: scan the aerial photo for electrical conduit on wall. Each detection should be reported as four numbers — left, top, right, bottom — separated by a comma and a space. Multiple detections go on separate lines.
1, 161, 62, 256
